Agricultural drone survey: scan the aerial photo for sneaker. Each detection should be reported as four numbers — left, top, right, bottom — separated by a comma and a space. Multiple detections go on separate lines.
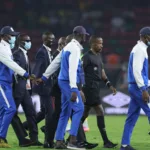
0, 139, 11, 148
79, 141, 98, 149
55, 141, 67, 149
67, 142, 86, 150
104, 140, 118, 148
120, 145, 136, 150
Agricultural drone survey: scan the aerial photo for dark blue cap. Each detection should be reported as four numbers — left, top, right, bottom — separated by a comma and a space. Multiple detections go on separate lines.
73, 26, 89, 35
139, 27, 150, 36
0, 26, 19, 36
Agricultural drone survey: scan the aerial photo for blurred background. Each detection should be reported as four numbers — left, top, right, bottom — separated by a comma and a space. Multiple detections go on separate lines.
1, 0, 150, 115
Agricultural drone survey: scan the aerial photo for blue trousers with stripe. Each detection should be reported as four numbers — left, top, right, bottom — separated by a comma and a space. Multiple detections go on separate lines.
55, 80, 84, 140
121, 84, 150, 145
0, 84, 16, 139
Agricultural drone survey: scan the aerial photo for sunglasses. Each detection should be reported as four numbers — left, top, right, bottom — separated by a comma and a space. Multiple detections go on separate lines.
22, 40, 31, 42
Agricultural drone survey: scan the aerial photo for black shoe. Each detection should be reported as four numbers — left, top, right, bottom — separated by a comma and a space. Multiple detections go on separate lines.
120, 145, 136, 150
31, 140, 43, 146
55, 141, 67, 149
67, 142, 86, 150
41, 126, 45, 133
43, 141, 55, 148
19, 138, 34, 147
104, 140, 118, 148
79, 141, 98, 149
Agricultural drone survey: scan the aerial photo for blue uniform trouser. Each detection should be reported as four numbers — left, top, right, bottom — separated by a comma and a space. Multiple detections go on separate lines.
0, 84, 16, 139
55, 80, 84, 140
121, 84, 150, 145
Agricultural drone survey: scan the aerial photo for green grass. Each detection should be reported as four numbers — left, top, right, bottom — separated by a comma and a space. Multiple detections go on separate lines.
3, 115, 150, 149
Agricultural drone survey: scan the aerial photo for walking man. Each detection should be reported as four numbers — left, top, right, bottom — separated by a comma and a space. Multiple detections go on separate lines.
120, 27, 150, 150
0, 26, 30, 148
82, 35, 117, 148
12, 34, 42, 147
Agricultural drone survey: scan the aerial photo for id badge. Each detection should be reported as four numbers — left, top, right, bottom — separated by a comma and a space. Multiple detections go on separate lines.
26, 79, 31, 90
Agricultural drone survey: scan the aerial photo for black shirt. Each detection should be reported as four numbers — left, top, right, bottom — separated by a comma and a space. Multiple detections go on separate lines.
82, 50, 103, 82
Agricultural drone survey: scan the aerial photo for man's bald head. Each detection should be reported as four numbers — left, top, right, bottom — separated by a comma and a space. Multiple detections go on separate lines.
66, 34, 74, 44
58, 37, 66, 51
42, 32, 55, 48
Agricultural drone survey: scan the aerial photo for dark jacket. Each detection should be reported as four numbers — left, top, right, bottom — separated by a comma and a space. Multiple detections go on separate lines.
13, 48, 32, 96
32, 46, 52, 96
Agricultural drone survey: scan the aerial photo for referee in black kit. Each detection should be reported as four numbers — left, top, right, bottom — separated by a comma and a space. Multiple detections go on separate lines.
82, 35, 118, 148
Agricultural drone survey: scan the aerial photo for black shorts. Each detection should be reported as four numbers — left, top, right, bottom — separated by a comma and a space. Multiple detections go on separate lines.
83, 87, 101, 106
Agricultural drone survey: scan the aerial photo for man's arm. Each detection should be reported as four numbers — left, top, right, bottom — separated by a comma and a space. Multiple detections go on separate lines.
69, 46, 80, 91
32, 51, 45, 77
42, 51, 62, 81
102, 65, 117, 95
0, 46, 28, 78
133, 49, 146, 91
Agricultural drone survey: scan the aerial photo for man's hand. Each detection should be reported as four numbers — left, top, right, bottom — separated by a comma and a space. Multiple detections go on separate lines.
29, 74, 36, 81
70, 92, 77, 102
110, 86, 117, 95
35, 78, 43, 85
142, 90, 149, 103
80, 91, 86, 102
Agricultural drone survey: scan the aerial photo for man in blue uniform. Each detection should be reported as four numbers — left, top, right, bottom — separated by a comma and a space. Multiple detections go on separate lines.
0, 26, 29, 148
120, 27, 150, 150
41, 26, 88, 149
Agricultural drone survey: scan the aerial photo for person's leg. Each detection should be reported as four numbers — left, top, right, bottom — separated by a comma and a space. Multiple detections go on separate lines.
77, 122, 87, 142
11, 97, 29, 142
76, 105, 91, 143
23, 95, 45, 130
48, 90, 62, 143
41, 94, 54, 143
21, 91, 39, 143
55, 93, 71, 141
93, 105, 109, 143
81, 105, 91, 123
121, 97, 140, 146
69, 90, 84, 144
36, 95, 45, 123
55, 81, 72, 149
0, 85, 16, 147
121, 85, 141, 149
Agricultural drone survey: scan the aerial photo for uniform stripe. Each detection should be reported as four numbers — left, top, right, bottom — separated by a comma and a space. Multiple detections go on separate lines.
0, 85, 10, 108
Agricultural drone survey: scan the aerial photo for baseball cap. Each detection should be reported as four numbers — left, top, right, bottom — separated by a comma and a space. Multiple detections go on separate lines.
0, 26, 19, 36
73, 26, 89, 35
139, 27, 150, 36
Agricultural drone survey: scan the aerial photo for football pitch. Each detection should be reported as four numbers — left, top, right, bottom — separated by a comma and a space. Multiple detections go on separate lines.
4, 115, 150, 150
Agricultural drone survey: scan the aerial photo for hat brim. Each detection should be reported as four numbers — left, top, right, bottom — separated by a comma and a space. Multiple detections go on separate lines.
10, 31, 20, 36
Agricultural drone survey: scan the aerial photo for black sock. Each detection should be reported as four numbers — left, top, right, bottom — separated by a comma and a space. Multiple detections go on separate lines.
97, 116, 109, 144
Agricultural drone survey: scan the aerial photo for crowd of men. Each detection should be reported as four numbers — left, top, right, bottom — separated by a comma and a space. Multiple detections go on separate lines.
0, 24, 150, 150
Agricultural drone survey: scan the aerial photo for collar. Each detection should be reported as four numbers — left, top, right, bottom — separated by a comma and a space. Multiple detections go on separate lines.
1, 40, 10, 47
137, 40, 148, 49
43, 44, 51, 52
19, 47, 27, 54
71, 39, 83, 50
